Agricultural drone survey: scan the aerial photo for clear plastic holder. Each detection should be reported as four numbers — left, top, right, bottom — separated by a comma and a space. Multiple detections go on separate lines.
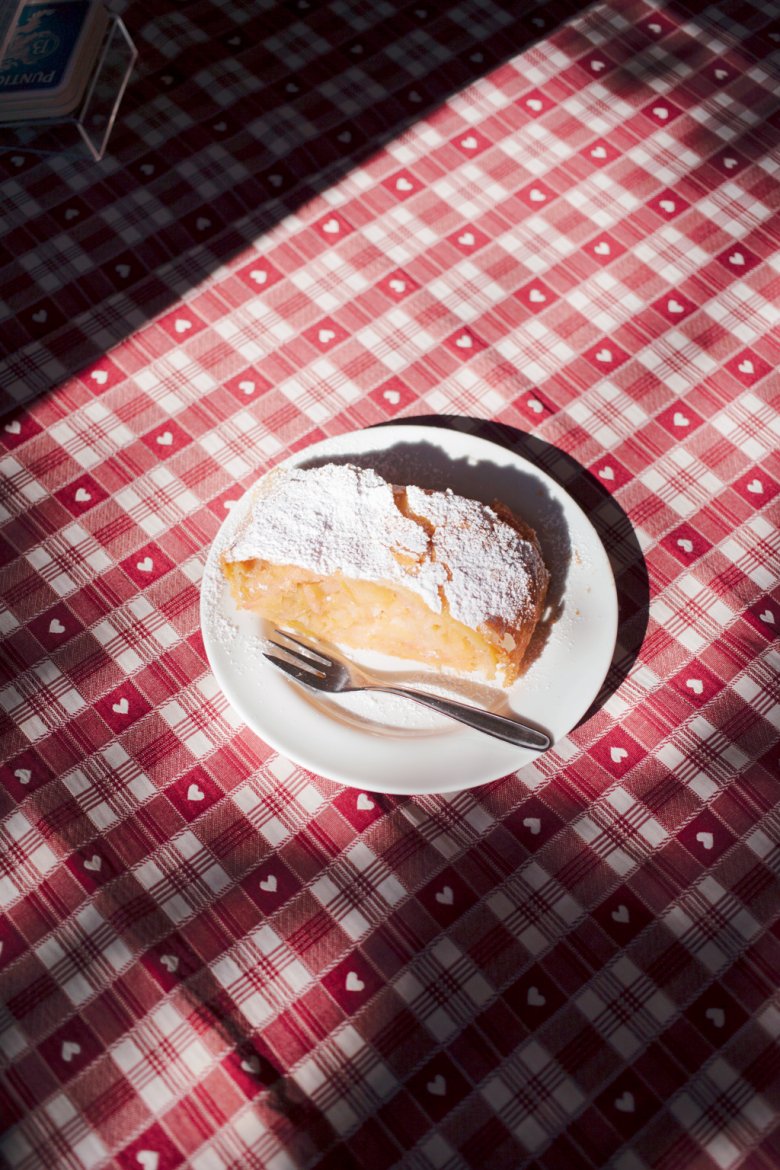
0, 13, 137, 162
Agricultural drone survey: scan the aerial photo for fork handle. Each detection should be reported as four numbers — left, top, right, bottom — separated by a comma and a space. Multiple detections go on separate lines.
373, 687, 550, 750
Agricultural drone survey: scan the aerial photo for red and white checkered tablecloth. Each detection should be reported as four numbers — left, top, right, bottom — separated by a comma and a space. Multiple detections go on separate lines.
1, 0, 779, 1167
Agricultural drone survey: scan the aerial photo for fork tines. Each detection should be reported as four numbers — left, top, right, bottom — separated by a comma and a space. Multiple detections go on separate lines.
266, 628, 330, 671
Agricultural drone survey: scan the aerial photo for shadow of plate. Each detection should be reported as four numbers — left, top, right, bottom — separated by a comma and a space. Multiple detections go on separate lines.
348, 414, 650, 727
299, 433, 571, 698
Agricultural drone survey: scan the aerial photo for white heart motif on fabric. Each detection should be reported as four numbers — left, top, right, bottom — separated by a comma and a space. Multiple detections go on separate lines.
408, 90, 422, 103
673, 412, 689, 427
396, 177, 414, 192
356, 793, 375, 811
196, 217, 211, 231
427, 1075, 446, 1096
615, 1091, 635, 1113
322, 218, 340, 233
213, 121, 227, 132
49, 619, 65, 634
659, 199, 675, 213
187, 784, 205, 802
648, 21, 662, 33
723, 157, 737, 169
75, 488, 91, 503
83, 855, 102, 871
455, 334, 472, 349
239, 381, 255, 395
527, 986, 546, 1006
223, 500, 236, 510
174, 319, 192, 334
652, 106, 669, 119
383, 389, 401, 405
345, 971, 365, 992
529, 188, 546, 202
594, 242, 611, 255
160, 954, 178, 973
136, 1152, 160, 1170
677, 538, 693, 553
460, 136, 478, 149
705, 1007, 725, 1028
112, 698, 129, 715
529, 289, 546, 303
388, 279, 406, 293
156, 432, 173, 446
611, 904, 630, 923
458, 232, 475, 247
259, 875, 278, 893
610, 746, 628, 763
598, 467, 615, 481
32, 310, 48, 323
435, 886, 454, 905
250, 269, 267, 284
11, 155, 25, 166
591, 59, 605, 71
759, 610, 775, 625
746, 480, 763, 494
61, 1041, 81, 1063
523, 817, 541, 835
14, 769, 31, 784
137, 557, 154, 572
696, 831, 714, 850
714, 69, 728, 81
286, 82, 300, 94
269, 174, 284, 188
738, 360, 754, 374
728, 252, 745, 266
686, 679, 704, 695
115, 264, 131, 279
318, 329, 336, 344
140, 164, 155, 176
91, 370, 108, 385
526, 398, 543, 414
591, 146, 607, 159
241, 1054, 261, 1074
667, 299, 685, 314
526, 99, 542, 112
4, 420, 21, 434
595, 348, 612, 362
338, 131, 351, 144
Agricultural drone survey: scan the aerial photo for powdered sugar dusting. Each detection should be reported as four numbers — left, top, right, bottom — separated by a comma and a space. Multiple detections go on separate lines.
201, 526, 239, 648
222, 463, 546, 631
404, 484, 547, 631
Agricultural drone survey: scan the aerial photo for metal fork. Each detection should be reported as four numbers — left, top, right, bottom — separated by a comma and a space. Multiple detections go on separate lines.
263, 629, 550, 750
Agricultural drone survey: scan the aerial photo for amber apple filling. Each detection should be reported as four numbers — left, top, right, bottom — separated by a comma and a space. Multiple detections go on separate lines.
222, 558, 513, 679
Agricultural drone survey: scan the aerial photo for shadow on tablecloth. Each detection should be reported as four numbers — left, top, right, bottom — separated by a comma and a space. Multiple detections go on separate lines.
3, 0, 779, 421
0, 0, 584, 412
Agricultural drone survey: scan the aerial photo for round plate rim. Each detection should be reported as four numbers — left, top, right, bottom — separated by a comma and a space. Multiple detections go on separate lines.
200, 423, 619, 793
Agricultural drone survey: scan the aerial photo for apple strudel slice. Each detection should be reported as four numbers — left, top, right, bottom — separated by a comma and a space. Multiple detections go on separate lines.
220, 462, 549, 685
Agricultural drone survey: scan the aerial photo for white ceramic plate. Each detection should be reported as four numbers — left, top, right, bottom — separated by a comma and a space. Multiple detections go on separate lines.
200, 423, 618, 794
